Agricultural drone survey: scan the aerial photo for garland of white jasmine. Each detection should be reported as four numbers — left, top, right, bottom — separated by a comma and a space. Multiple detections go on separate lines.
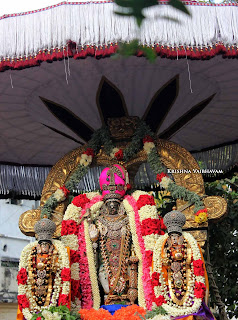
17, 240, 70, 320
41, 120, 205, 219
153, 232, 206, 317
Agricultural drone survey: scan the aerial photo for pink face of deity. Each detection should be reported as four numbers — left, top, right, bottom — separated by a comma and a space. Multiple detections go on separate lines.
99, 164, 126, 198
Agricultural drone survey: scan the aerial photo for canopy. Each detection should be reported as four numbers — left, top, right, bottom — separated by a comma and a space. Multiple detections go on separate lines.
0, 1, 237, 197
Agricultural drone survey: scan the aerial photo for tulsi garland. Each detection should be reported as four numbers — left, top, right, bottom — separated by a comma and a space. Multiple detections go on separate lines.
41, 120, 205, 220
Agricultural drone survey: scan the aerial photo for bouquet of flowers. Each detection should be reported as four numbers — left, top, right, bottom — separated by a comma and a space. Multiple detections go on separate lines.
31, 305, 80, 320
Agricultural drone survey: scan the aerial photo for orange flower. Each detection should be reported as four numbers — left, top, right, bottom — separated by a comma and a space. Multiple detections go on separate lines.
80, 308, 113, 320
113, 305, 146, 320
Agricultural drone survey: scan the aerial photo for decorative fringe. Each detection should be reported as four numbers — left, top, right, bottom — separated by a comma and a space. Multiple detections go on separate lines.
0, 1, 238, 72
2, 42, 238, 72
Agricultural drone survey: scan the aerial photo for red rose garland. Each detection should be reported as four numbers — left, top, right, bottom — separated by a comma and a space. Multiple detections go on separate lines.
72, 193, 90, 208
61, 220, 79, 235
17, 268, 28, 285
137, 194, 156, 210
193, 259, 205, 276
17, 294, 30, 311
194, 282, 206, 299
61, 268, 71, 282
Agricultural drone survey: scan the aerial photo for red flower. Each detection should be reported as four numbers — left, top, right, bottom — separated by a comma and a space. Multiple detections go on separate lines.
36, 317, 42, 320
71, 279, 81, 300
61, 220, 78, 236
115, 149, 123, 160
154, 295, 166, 306
126, 183, 131, 190
151, 272, 161, 287
156, 172, 168, 182
194, 282, 206, 299
61, 268, 71, 281
17, 294, 29, 311
195, 208, 208, 216
193, 259, 205, 276
70, 249, 80, 264
72, 194, 90, 208
143, 135, 154, 143
83, 148, 94, 157
58, 294, 70, 307
145, 250, 153, 267
137, 194, 155, 210
160, 218, 166, 231
141, 218, 162, 236
60, 185, 70, 197
17, 268, 27, 285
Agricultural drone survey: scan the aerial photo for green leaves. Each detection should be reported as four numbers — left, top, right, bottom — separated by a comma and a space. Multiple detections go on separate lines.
114, 0, 190, 27
31, 305, 81, 320
168, 0, 190, 15
115, 0, 158, 27
115, 40, 157, 63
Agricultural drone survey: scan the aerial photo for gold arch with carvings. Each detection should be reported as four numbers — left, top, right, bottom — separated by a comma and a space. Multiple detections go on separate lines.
19, 139, 227, 247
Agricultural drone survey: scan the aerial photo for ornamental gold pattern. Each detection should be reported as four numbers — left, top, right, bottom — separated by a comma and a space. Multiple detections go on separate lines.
19, 138, 227, 245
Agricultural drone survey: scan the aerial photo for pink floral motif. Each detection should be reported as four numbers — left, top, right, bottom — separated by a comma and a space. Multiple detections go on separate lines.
78, 221, 93, 309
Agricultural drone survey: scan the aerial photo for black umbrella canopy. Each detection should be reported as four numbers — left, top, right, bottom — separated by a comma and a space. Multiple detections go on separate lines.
0, 1, 237, 196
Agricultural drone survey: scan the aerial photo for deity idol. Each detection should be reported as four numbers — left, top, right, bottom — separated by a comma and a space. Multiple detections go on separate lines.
152, 210, 215, 319
61, 164, 166, 311
17, 219, 71, 320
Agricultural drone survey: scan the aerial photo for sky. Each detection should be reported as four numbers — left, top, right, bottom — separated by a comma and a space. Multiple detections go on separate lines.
0, 0, 68, 16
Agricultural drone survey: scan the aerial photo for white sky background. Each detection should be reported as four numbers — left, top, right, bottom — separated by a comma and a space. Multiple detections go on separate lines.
0, 0, 80, 16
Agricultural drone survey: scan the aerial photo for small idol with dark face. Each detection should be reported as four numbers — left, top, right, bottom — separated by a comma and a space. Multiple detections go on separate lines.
105, 199, 121, 215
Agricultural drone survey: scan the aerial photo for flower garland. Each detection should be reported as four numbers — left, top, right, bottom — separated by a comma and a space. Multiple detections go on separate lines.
123, 191, 166, 310
17, 240, 70, 320
152, 232, 206, 317
61, 192, 103, 311
79, 304, 146, 320
41, 120, 205, 222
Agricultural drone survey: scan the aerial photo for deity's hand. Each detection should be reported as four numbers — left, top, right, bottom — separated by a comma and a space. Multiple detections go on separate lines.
89, 224, 99, 242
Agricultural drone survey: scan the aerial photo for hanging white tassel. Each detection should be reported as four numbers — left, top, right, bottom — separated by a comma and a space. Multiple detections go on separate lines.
1, 2, 238, 59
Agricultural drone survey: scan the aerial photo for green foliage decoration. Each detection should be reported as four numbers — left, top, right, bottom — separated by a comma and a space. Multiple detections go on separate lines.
31, 305, 80, 320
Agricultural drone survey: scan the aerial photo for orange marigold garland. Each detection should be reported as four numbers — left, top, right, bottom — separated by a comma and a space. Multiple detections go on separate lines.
79, 305, 146, 320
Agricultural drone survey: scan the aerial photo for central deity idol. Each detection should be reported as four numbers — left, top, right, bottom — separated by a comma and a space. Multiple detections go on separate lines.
90, 164, 135, 305
61, 164, 166, 311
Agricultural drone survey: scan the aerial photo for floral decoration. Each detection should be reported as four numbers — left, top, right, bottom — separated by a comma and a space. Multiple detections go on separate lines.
17, 268, 28, 285
137, 194, 156, 210
61, 192, 103, 311
17, 240, 70, 320
193, 259, 205, 276
153, 232, 206, 317
195, 209, 208, 224
41, 120, 205, 222
194, 281, 206, 299
79, 304, 146, 320
61, 268, 71, 282
30, 305, 80, 320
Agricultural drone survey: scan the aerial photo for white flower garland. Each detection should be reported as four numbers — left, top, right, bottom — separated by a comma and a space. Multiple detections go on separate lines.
18, 240, 70, 320
84, 220, 101, 309
123, 197, 146, 309
153, 232, 205, 318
